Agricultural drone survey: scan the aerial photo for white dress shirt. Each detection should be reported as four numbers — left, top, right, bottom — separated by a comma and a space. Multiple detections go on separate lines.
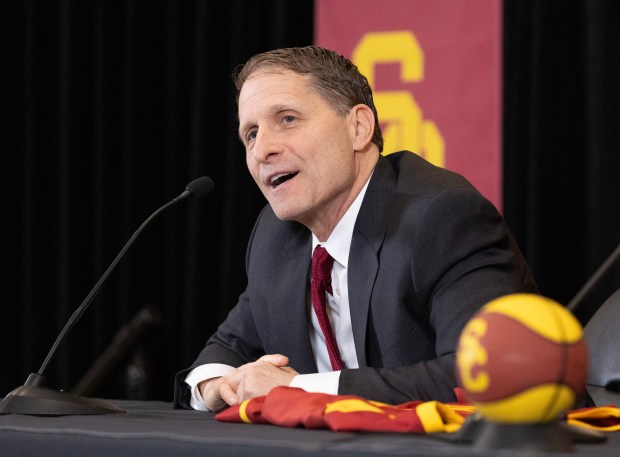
186, 177, 371, 410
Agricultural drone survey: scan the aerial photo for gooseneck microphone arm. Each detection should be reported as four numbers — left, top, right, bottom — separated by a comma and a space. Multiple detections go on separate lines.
0, 176, 214, 416
567, 241, 620, 314
38, 179, 209, 376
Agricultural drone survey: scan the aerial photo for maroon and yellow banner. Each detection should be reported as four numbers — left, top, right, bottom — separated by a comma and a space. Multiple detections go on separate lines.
315, 0, 503, 210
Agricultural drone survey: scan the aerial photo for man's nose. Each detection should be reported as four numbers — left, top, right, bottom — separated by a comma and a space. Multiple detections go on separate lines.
252, 128, 279, 162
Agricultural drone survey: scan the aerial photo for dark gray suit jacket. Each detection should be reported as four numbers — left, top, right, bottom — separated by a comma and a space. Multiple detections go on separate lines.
174, 151, 537, 408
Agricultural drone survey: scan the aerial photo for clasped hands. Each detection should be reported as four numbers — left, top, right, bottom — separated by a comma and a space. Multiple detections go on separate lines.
198, 354, 298, 412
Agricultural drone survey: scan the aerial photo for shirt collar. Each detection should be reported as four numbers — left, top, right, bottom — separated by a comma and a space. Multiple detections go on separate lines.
312, 174, 372, 268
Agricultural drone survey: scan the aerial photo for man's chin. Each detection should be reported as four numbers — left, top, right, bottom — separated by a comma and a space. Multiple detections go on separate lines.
270, 205, 304, 223
272, 208, 295, 221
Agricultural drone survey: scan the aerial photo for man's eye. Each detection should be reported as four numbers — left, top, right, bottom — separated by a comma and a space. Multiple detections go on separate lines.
247, 130, 257, 142
282, 115, 295, 124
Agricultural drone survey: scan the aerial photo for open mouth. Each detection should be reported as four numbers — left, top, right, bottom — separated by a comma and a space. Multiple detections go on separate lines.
270, 172, 299, 188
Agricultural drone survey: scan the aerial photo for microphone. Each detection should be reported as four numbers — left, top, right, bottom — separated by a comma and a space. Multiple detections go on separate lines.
566, 242, 620, 314
0, 176, 214, 415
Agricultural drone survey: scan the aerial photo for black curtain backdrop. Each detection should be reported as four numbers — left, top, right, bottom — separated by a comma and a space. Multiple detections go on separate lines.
503, 0, 620, 323
1, 0, 618, 402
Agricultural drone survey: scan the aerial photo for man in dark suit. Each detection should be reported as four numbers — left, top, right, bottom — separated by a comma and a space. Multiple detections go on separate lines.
174, 46, 537, 412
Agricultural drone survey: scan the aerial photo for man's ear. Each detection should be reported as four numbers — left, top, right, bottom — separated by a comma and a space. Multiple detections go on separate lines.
349, 104, 375, 151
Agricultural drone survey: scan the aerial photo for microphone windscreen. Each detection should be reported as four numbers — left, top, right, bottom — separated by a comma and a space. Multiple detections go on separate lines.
186, 176, 215, 198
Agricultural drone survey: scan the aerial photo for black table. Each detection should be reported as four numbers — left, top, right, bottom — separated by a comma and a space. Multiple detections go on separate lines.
1, 400, 620, 456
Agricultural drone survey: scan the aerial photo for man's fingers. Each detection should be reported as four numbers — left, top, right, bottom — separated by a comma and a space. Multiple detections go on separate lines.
199, 376, 239, 411
225, 361, 299, 402
257, 354, 289, 366
199, 356, 296, 409
218, 379, 239, 406
236, 354, 289, 372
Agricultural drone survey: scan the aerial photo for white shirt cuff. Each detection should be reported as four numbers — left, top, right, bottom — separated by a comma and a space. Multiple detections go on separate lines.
184, 364, 235, 411
289, 371, 341, 395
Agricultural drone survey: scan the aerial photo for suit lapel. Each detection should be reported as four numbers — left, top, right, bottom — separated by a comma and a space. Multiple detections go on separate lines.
348, 156, 396, 367
268, 227, 317, 373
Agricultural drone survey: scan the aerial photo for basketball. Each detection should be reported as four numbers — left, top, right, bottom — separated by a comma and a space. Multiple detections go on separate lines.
455, 293, 588, 423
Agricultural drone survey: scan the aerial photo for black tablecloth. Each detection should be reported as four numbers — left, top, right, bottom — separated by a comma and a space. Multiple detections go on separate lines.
1, 399, 619, 457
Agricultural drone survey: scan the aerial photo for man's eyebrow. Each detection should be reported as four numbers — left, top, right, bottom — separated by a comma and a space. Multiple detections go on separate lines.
237, 103, 294, 142
237, 125, 249, 143
237, 118, 255, 141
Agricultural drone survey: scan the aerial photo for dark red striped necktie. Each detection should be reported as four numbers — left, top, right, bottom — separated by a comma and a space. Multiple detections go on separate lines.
311, 245, 344, 371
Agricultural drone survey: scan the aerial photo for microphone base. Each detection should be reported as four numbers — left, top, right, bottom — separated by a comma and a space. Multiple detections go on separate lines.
0, 373, 125, 416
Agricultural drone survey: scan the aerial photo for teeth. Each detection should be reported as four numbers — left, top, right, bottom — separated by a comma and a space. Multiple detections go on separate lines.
271, 173, 289, 185
269, 171, 299, 187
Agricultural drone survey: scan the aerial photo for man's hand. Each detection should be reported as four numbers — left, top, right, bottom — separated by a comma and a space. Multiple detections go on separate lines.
227, 354, 298, 403
198, 354, 298, 412
198, 376, 239, 412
